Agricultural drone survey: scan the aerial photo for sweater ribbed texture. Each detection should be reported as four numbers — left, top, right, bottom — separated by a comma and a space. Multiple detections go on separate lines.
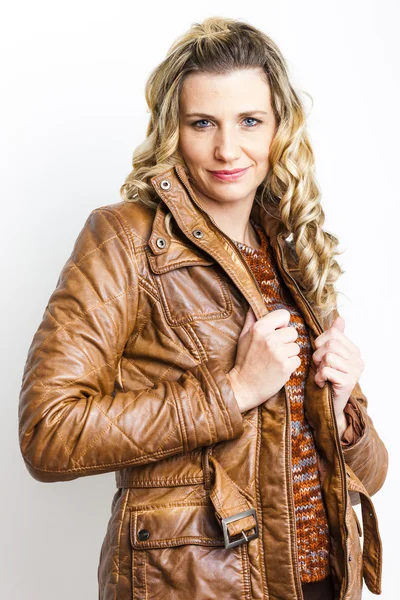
232, 219, 331, 583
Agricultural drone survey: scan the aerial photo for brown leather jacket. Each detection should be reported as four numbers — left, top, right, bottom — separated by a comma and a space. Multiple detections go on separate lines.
18, 164, 388, 600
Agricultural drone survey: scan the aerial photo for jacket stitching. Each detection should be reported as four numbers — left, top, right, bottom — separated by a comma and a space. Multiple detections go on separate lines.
54, 427, 81, 468
198, 363, 228, 438
47, 295, 110, 394
154, 268, 232, 325
255, 407, 268, 597
156, 424, 182, 452
170, 382, 189, 451
32, 349, 120, 406
98, 209, 133, 260
117, 477, 204, 487
201, 363, 232, 439
185, 371, 216, 442
22, 444, 184, 474
188, 378, 215, 443
123, 300, 153, 353
23, 285, 138, 374
184, 323, 208, 361
202, 318, 239, 343
107, 206, 148, 249
121, 359, 155, 387
59, 233, 120, 281
148, 255, 214, 272
114, 488, 129, 600
182, 386, 198, 448
69, 259, 120, 349
154, 184, 260, 308
138, 276, 159, 300
75, 386, 181, 464
75, 396, 152, 463
180, 324, 202, 361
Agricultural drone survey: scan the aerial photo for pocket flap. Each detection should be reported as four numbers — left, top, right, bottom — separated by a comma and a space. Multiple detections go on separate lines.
146, 243, 214, 274
130, 501, 225, 549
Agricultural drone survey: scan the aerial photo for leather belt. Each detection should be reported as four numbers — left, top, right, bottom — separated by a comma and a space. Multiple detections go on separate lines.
345, 464, 383, 594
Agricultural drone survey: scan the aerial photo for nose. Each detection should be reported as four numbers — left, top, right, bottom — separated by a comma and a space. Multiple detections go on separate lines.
214, 126, 241, 163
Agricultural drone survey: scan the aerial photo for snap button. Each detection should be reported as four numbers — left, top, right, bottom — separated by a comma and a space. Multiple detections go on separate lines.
137, 529, 150, 541
156, 237, 167, 249
349, 555, 352, 561
193, 229, 204, 239
160, 179, 171, 190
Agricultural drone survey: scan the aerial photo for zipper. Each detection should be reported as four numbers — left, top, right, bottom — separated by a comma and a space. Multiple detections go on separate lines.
174, 170, 349, 597
284, 384, 304, 598
175, 168, 267, 308
276, 235, 349, 599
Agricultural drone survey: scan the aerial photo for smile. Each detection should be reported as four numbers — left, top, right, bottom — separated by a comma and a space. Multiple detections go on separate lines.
209, 166, 251, 181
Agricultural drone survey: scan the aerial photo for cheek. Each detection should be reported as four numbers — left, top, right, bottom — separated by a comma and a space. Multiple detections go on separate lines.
258, 134, 274, 157
179, 133, 209, 164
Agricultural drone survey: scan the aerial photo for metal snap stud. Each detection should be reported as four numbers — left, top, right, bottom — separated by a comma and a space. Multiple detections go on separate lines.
193, 229, 204, 239
156, 237, 167, 249
349, 555, 352, 561
138, 529, 150, 541
160, 179, 171, 190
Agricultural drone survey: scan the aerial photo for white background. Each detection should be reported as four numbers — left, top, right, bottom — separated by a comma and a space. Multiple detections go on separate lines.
1, 1, 398, 598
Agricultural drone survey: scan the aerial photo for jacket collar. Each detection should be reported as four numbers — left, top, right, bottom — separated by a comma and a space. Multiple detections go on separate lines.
149, 165, 325, 338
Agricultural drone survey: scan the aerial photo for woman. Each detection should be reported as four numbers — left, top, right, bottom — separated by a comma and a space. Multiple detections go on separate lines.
18, 16, 388, 600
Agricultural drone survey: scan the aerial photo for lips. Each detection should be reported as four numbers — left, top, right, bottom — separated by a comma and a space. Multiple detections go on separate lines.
210, 167, 250, 174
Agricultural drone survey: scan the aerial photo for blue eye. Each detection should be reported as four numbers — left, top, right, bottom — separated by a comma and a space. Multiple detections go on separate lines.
193, 119, 211, 128
243, 117, 259, 127
191, 117, 262, 129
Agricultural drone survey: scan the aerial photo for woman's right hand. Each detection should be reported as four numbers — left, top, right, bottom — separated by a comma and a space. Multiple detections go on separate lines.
227, 307, 301, 413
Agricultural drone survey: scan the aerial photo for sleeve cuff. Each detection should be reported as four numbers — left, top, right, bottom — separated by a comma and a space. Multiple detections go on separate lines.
202, 358, 245, 440
340, 395, 366, 447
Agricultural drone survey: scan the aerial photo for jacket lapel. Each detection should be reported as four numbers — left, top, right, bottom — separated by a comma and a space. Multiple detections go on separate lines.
149, 165, 325, 340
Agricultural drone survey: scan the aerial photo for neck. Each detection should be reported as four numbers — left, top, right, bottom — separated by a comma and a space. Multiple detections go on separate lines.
188, 181, 260, 248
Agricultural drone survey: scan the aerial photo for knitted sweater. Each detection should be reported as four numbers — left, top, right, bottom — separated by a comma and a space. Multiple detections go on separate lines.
232, 219, 331, 583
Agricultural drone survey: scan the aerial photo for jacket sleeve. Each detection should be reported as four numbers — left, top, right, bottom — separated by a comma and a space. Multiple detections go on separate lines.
329, 308, 389, 497
18, 207, 244, 483
340, 396, 365, 447
340, 379, 388, 497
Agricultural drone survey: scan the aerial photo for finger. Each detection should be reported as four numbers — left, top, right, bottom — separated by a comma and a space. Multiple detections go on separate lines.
314, 327, 360, 356
256, 308, 291, 333
316, 351, 352, 375
313, 340, 352, 365
332, 315, 345, 333
314, 366, 353, 389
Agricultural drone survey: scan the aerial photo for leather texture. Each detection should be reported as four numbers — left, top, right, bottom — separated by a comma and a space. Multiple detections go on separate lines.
18, 164, 389, 599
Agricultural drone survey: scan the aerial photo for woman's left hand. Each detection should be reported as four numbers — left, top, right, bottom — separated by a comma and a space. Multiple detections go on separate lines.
312, 315, 365, 435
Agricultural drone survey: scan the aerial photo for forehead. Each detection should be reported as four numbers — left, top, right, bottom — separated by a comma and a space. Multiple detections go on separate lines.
179, 69, 272, 109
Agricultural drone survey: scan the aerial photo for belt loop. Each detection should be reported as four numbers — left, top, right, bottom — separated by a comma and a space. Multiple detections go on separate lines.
202, 446, 213, 490
207, 453, 259, 549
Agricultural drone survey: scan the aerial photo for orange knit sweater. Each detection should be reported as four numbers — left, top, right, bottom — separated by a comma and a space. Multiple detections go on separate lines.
233, 219, 331, 584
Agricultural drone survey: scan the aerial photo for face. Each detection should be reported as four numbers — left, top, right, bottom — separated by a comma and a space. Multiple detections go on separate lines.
178, 68, 277, 210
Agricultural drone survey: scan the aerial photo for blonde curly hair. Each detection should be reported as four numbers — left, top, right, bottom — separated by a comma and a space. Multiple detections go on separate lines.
120, 16, 345, 322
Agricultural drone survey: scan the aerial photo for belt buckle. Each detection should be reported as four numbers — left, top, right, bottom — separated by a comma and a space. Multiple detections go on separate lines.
221, 508, 259, 549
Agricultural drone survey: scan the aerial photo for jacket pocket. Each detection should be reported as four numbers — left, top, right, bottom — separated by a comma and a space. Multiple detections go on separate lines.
147, 249, 233, 326
129, 500, 251, 600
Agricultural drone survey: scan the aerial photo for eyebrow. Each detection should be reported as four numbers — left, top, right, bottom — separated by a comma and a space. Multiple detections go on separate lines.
184, 110, 269, 119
